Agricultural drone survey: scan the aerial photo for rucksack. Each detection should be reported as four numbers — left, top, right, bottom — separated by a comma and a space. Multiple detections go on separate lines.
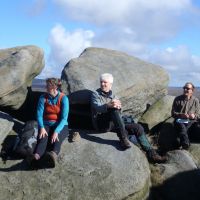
122, 115, 135, 125
14, 120, 38, 158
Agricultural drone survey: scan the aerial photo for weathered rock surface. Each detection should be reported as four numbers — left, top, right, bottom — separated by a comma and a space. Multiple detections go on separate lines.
1, 45, 200, 200
139, 95, 175, 131
0, 111, 14, 144
61, 47, 169, 119
150, 150, 198, 187
0, 45, 44, 109
0, 131, 150, 200
149, 150, 200, 200
189, 143, 200, 167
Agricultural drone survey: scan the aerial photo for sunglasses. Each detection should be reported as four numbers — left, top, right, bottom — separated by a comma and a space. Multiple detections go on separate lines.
183, 87, 193, 90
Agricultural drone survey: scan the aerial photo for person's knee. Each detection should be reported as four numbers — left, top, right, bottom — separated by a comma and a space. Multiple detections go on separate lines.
127, 123, 144, 136
133, 123, 144, 136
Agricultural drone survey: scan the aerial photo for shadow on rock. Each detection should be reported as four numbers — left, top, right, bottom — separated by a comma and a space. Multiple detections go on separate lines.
158, 121, 180, 152
74, 130, 127, 151
0, 159, 30, 172
148, 169, 200, 200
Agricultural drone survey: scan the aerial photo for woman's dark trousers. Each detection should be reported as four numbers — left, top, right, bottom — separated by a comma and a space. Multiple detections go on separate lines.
35, 125, 69, 157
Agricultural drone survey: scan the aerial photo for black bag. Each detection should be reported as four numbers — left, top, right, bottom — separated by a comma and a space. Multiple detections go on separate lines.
14, 120, 38, 158
122, 115, 135, 125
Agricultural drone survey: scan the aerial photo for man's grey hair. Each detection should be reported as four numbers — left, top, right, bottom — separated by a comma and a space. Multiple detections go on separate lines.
100, 73, 114, 83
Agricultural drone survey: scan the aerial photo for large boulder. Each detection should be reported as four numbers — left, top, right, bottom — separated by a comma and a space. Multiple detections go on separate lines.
0, 111, 14, 144
0, 131, 150, 200
149, 150, 199, 200
157, 169, 200, 200
61, 47, 169, 119
139, 95, 175, 131
150, 150, 198, 186
0, 45, 44, 109
189, 144, 200, 167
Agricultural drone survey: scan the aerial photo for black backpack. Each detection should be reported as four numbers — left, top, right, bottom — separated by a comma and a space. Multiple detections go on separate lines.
122, 115, 135, 125
14, 120, 38, 158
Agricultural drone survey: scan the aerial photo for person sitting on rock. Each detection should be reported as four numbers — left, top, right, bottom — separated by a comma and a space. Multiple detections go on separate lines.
27, 78, 69, 168
90, 73, 167, 163
171, 82, 200, 150
91, 73, 131, 149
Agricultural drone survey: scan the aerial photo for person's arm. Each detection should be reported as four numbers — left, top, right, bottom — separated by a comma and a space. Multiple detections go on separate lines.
171, 98, 178, 118
194, 98, 200, 119
54, 95, 69, 133
37, 95, 45, 128
91, 91, 108, 113
171, 97, 188, 119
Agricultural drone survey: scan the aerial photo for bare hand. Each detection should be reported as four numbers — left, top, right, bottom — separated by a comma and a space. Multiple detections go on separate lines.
189, 113, 195, 119
107, 99, 122, 109
39, 127, 48, 139
51, 132, 59, 143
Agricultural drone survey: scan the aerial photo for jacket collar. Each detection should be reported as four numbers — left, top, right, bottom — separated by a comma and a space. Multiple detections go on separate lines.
96, 88, 113, 98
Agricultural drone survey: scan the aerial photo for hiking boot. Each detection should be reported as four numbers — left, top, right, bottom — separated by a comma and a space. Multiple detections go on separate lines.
26, 154, 35, 165
180, 137, 190, 150
40, 151, 57, 168
120, 137, 131, 149
70, 131, 81, 142
26, 154, 38, 169
147, 149, 168, 164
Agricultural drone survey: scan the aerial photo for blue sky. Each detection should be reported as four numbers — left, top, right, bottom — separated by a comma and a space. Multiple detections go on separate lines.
1, 0, 200, 86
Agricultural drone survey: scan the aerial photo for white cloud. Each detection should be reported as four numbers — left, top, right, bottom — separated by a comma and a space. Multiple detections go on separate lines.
48, 24, 94, 65
146, 45, 200, 86
53, 0, 196, 43
40, 24, 94, 78
44, 0, 200, 86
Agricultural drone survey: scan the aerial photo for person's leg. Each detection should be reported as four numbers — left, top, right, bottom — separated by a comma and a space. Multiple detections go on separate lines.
42, 125, 69, 168
126, 123, 151, 151
109, 109, 131, 148
95, 109, 130, 149
125, 123, 167, 163
34, 125, 50, 158
174, 122, 189, 147
174, 122, 190, 149
52, 125, 69, 155
109, 109, 127, 138
33, 125, 68, 168
96, 112, 111, 132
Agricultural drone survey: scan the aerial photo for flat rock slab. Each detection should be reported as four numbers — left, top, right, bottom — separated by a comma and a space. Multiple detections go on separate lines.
0, 131, 150, 200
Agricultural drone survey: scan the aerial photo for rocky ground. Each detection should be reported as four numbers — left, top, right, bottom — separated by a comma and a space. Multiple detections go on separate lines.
1, 46, 200, 200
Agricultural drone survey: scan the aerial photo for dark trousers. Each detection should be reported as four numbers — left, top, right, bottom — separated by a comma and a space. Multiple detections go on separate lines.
174, 120, 199, 145
96, 108, 128, 140
125, 123, 152, 152
34, 125, 69, 157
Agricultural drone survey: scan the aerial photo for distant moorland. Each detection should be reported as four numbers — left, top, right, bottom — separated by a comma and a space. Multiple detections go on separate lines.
168, 87, 200, 99
32, 79, 200, 99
